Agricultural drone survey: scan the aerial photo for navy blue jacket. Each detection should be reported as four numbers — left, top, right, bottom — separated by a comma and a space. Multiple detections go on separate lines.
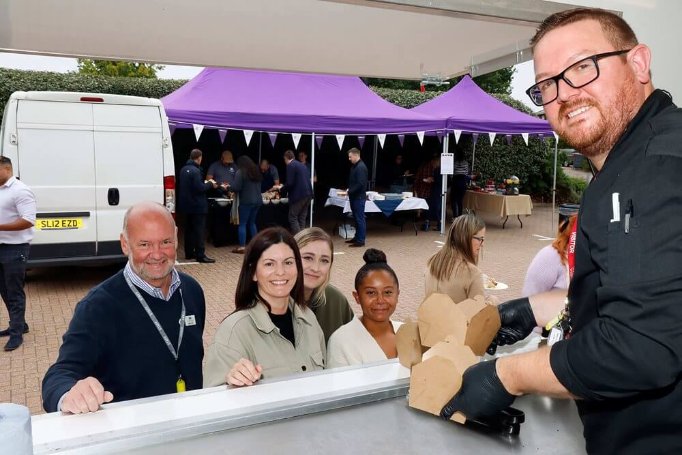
282, 159, 313, 204
42, 270, 206, 412
348, 160, 368, 201
177, 160, 212, 214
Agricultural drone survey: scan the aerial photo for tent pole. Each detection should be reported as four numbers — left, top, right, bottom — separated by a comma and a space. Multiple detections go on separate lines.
310, 133, 315, 227
371, 136, 378, 191
552, 137, 558, 234
440, 133, 449, 235
471, 137, 477, 176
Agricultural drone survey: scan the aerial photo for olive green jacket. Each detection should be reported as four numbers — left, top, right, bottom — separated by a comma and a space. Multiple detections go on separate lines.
203, 298, 326, 387
311, 284, 355, 344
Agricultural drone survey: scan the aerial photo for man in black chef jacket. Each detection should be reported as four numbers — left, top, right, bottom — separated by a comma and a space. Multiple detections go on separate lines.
441, 8, 682, 454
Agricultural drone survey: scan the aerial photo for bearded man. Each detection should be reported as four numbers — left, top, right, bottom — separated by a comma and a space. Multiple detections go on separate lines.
42, 202, 206, 414
441, 8, 682, 454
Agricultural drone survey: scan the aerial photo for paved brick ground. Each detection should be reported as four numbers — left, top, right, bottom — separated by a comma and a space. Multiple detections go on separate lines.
0, 203, 558, 415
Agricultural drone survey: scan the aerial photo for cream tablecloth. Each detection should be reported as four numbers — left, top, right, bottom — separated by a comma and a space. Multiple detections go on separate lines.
463, 191, 533, 218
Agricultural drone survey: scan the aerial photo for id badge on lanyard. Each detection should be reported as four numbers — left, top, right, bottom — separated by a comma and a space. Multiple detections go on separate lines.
547, 220, 578, 345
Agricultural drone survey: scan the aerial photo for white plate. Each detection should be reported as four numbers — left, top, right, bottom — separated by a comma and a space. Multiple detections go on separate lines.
485, 282, 509, 291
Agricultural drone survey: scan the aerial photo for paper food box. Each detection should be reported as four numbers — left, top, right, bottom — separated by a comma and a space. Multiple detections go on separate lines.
396, 293, 501, 423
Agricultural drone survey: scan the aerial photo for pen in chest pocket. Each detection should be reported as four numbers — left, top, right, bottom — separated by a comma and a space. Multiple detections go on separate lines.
625, 199, 634, 234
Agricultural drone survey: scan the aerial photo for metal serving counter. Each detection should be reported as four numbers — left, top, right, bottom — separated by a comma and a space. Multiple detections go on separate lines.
31, 360, 585, 454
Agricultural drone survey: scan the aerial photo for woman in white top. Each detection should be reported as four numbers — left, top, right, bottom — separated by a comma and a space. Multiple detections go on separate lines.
327, 248, 402, 368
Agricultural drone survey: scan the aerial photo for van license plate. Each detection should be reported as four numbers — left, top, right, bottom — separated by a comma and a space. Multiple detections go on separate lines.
36, 218, 83, 230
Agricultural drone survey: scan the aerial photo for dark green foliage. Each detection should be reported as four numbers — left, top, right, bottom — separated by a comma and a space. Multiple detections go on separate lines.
0, 68, 186, 125
77, 59, 164, 78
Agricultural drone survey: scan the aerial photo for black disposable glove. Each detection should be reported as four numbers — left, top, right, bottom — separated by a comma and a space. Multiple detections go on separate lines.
486, 297, 536, 355
440, 359, 516, 421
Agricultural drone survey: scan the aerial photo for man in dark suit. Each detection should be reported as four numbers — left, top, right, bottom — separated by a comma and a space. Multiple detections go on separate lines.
347, 148, 368, 247
177, 149, 217, 263
278, 150, 313, 234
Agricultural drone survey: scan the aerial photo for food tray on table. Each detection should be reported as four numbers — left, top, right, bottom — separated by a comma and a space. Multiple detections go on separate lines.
381, 193, 403, 200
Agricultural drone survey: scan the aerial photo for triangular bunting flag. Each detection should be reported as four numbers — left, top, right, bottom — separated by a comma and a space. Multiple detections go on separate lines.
538, 133, 546, 144
398, 134, 405, 147
315, 135, 323, 149
218, 129, 227, 144
292, 133, 302, 148
506, 134, 513, 146
193, 124, 204, 141
268, 132, 278, 147
488, 132, 496, 146
472, 133, 479, 144
437, 131, 443, 143
336, 134, 345, 149
453, 130, 462, 144
552, 132, 559, 144
377, 134, 386, 148
357, 135, 365, 149
522, 133, 529, 146
244, 130, 254, 146
417, 131, 425, 145
169, 124, 176, 136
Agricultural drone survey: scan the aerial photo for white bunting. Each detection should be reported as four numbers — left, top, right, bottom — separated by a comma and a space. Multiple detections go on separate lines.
336, 134, 345, 149
553, 132, 559, 144
488, 132, 496, 146
505, 134, 513, 146
417, 131, 425, 145
398, 134, 405, 147
472, 132, 479, 144
218, 129, 227, 144
521, 133, 529, 146
357, 135, 365, 149
453, 130, 462, 144
243, 129, 254, 146
315, 135, 323, 149
193, 124, 204, 141
377, 134, 386, 148
169, 124, 176, 136
268, 132, 278, 147
292, 133, 302, 148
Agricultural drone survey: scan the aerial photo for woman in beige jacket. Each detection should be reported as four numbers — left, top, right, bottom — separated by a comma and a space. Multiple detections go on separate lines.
203, 227, 325, 387
424, 213, 486, 304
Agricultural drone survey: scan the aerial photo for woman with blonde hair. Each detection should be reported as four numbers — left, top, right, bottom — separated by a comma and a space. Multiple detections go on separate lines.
294, 227, 354, 343
424, 213, 486, 303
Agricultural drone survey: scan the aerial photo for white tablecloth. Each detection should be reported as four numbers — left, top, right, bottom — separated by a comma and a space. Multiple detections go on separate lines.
324, 196, 428, 215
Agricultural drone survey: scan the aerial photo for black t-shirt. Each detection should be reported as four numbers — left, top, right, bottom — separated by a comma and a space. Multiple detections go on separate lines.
269, 307, 295, 346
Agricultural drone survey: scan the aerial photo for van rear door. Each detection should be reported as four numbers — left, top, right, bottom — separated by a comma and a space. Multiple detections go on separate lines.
15, 99, 97, 259
92, 103, 165, 256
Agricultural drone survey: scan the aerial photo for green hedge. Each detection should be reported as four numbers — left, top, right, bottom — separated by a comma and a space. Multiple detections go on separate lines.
0, 68, 582, 202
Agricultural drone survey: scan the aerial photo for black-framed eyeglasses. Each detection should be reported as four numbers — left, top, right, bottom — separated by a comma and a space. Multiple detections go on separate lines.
525, 49, 631, 106
473, 236, 485, 244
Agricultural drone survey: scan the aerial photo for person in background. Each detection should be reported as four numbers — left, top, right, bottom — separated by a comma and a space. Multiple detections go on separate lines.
522, 215, 576, 297
0, 156, 36, 352
177, 149, 217, 263
203, 227, 325, 387
449, 148, 470, 220
388, 154, 412, 193
297, 150, 317, 183
326, 248, 402, 368
278, 150, 313, 234
259, 159, 280, 193
207, 150, 238, 194
231, 155, 263, 254
294, 227, 354, 344
347, 147, 368, 247
42, 202, 206, 413
441, 9, 682, 453
414, 153, 440, 230
424, 214, 486, 304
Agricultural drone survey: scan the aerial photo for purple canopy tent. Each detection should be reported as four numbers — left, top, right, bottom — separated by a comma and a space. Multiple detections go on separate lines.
412, 75, 557, 232
162, 67, 444, 134
162, 67, 445, 226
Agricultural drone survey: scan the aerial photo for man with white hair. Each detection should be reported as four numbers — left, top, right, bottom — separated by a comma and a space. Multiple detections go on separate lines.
42, 202, 206, 414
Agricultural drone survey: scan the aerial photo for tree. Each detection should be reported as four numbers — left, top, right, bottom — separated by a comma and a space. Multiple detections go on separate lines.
77, 59, 164, 78
363, 66, 515, 95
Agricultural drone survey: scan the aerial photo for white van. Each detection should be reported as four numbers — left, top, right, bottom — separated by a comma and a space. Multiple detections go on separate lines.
0, 91, 176, 266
